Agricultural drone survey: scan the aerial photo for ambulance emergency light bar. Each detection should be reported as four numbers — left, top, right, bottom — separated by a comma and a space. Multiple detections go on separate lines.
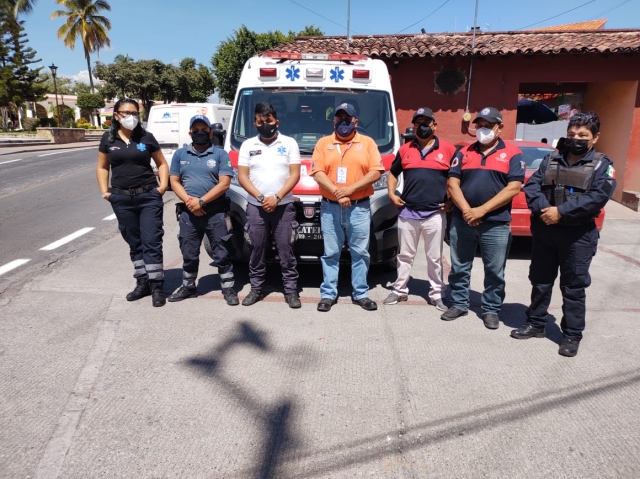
262, 52, 366, 62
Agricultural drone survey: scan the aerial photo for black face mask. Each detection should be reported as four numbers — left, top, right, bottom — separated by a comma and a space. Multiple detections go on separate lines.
257, 122, 278, 139
416, 124, 433, 140
191, 131, 211, 145
565, 138, 590, 156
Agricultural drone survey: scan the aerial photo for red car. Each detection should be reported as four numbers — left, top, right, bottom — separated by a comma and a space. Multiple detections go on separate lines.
455, 140, 605, 236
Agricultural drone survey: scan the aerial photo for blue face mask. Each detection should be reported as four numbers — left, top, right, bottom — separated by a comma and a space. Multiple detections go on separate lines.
335, 119, 356, 137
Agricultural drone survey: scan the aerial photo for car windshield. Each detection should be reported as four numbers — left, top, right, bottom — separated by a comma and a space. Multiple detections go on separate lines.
520, 146, 555, 170
230, 88, 396, 155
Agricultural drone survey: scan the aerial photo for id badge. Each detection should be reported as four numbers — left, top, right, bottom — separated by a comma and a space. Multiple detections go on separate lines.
336, 166, 348, 184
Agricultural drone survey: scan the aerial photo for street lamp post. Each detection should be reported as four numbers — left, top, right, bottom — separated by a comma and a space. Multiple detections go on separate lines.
49, 63, 61, 126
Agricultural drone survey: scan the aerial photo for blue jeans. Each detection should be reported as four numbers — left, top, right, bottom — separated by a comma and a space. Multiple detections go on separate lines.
448, 216, 512, 314
320, 199, 371, 300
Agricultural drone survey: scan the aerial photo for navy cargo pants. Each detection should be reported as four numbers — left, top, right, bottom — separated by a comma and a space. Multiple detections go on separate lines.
178, 207, 234, 290
245, 202, 298, 294
109, 188, 164, 283
526, 219, 599, 341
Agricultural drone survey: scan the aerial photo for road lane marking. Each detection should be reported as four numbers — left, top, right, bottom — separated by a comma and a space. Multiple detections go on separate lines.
37, 147, 95, 157
40, 227, 95, 251
0, 259, 31, 276
0, 159, 23, 165
102, 213, 117, 221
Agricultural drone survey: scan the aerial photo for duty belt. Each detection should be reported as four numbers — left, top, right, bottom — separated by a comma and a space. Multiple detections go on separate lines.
109, 184, 157, 196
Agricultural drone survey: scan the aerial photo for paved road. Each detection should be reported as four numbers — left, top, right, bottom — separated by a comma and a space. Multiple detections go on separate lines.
1, 171, 640, 478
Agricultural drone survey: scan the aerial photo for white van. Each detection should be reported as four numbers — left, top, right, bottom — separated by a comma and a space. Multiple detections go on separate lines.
146, 102, 232, 164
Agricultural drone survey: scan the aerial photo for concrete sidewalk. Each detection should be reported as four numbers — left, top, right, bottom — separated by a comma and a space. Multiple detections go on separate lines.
0, 140, 100, 155
1, 197, 640, 478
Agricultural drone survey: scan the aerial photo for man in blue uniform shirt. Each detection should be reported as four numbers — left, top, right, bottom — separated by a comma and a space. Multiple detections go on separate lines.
443, 107, 525, 329
511, 112, 616, 357
168, 115, 238, 305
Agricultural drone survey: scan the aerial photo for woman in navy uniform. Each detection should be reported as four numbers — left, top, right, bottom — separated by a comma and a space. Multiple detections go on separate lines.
97, 98, 169, 307
511, 112, 617, 357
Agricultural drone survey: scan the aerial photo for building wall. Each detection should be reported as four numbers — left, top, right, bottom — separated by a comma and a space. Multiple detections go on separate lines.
384, 53, 640, 204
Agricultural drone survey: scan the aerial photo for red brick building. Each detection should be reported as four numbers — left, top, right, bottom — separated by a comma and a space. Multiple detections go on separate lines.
271, 28, 640, 208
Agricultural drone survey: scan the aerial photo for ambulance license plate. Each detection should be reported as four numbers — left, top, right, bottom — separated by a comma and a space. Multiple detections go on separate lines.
297, 225, 322, 240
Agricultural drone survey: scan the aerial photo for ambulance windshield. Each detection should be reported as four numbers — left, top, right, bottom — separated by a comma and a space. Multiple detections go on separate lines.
230, 88, 396, 154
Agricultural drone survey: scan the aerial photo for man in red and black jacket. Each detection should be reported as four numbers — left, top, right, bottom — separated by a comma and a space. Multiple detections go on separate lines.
443, 107, 525, 329
385, 107, 456, 311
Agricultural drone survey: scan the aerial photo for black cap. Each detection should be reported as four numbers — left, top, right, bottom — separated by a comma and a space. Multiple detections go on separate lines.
473, 107, 503, 124
412, 107, 436, 123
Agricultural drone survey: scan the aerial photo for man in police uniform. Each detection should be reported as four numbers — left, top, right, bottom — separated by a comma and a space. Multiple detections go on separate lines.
443, 107, 525, 329
167, 115, 238, 305
511, 112, 616, 357
385, 107, 455, 310
311, 103, 384, 312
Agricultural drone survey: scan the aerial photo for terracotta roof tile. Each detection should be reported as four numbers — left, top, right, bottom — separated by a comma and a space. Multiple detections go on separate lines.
271, 29, 640, 58
533, 19, 607, 31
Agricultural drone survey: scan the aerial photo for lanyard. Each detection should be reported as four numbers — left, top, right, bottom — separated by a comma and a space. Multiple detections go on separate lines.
335, 142, 353, 163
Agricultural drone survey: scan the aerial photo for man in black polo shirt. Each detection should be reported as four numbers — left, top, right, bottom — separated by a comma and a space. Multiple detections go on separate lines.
384, 107, 455, 311
442, 107, 525, 329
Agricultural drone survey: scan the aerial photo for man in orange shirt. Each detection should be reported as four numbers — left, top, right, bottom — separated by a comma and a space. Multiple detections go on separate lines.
310, 103, 384, 312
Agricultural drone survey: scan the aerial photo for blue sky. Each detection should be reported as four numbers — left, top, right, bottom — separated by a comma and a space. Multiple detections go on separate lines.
18, 0, 640, 83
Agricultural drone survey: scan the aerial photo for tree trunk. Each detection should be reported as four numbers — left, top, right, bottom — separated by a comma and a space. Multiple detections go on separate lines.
85, 52, 96, 126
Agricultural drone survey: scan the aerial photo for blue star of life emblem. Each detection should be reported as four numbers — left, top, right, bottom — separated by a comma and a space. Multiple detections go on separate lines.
277, 146, 287, 154
136, 143, 146, 151
330, 67, 344, 83
285, 66, 300, 82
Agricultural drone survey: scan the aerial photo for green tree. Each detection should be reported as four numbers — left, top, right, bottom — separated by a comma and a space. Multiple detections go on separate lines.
211, 24, 324, 104
293, 24, 323, 37
76, 92, 104, 110
11, 0, 37, 15
51, 0, 111, 95
0, 1, 47, 128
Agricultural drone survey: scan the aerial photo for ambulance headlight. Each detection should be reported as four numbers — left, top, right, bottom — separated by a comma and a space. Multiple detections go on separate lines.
373, 172, 388, 191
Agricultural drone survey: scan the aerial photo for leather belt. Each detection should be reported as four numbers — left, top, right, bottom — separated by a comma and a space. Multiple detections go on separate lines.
109, 185, 157, 196
322, 196, 370, 205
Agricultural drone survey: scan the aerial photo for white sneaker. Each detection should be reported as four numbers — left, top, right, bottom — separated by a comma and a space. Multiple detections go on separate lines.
383, 292, 408, 305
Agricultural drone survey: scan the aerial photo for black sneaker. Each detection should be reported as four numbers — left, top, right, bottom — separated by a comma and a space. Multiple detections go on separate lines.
482, 313, 500, 330
284, 292, 301, 309
242, 290, 264, 306
440, 306, 468, 321
167, 285, 198, 302
510, 323, 546, 340
222, 288, 240, 306
558, 338, 580, 357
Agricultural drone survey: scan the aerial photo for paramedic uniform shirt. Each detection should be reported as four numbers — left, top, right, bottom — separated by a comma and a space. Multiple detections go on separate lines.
310, 132, 385, 200
170, 144, 233, 207
238, 133, 301, 206
449, 138, 525, 223
99, 130, 160, 189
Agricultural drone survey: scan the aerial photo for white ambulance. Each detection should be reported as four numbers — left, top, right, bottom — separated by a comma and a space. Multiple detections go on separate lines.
222, 52, 401, 266
146, 102, 232, 164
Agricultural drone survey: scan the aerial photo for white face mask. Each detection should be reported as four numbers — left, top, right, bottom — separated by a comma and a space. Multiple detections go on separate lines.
476, 127, 496, 144
119, 114, 139, 130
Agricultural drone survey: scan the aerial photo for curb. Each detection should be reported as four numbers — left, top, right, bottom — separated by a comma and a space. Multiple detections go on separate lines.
0, 142, 100, 156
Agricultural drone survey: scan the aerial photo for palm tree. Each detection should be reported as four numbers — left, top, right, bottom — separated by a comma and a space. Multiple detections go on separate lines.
51, 0, 111, 94
12, 0, 37, 16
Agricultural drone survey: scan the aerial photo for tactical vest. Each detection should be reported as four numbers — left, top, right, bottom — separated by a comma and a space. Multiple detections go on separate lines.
541, 153, 604, 207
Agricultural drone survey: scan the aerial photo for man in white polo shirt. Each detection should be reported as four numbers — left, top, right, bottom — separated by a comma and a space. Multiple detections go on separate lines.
238, 102, 302, 308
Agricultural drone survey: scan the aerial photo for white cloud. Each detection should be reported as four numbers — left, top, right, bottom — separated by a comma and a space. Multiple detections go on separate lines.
68, 70, 91, 85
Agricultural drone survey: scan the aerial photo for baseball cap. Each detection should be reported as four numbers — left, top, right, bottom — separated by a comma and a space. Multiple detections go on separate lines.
473, 107, 503, 124
189, 114, 211, 129
412, 107, 436, 123
334, 102, 357, 118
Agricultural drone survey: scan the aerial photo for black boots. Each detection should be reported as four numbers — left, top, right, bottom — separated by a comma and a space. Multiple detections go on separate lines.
150, 282, 166, 307
126, 278, 151, 301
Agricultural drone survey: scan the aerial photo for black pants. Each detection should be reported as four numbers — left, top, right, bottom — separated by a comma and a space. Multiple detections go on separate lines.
526, 219, 599, 340
109, 189, 164, 283
178, 208, 234, 290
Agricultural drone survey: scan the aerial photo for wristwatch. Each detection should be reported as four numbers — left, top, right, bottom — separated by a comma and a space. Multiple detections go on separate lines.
257, 195, 265, 202
199, 198, 206, 207
275, 194, 281, 203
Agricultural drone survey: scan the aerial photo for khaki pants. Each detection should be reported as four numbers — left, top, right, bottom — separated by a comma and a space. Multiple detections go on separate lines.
391, 212, 446, 301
